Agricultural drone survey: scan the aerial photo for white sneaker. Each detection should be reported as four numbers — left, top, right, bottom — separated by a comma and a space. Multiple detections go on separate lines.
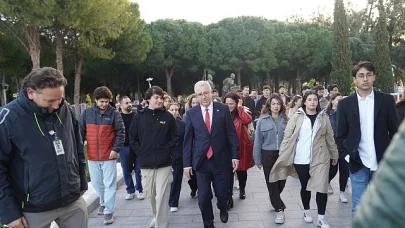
136, 191, 145, 200
274, 211, 285, 224
339, 192, 348, 203
327, 184, 333, 194
170, 207, 178, 212
317, 217, 330, 228
125, 193, 135, 200
303, 211, 313, 223
234, 180, 240, 190
150, 217, 156, 228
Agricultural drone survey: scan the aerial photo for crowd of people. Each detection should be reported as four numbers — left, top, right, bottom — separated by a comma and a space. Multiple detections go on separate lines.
0, 60, 404, 228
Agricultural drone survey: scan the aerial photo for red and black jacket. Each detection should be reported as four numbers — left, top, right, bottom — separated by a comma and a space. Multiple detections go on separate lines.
79, 105, 125, 161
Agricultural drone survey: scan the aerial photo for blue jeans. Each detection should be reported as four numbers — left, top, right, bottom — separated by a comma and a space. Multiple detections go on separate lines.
88, 160, 117, 214
350, 165, 375, 216
120, 146, 143, 194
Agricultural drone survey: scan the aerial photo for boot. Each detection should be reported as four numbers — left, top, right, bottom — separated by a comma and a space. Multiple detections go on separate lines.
239, 189, 246, 200
226, 197, 234, 211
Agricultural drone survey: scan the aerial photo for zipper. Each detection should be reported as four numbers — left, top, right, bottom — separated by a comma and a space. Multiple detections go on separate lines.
23, 165, 30, 209
153, 110, 156, 168
271, 116, 279, 150
96, 113, 100, 160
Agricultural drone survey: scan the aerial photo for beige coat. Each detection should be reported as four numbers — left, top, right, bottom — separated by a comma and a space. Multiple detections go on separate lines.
269, 108, 339, 193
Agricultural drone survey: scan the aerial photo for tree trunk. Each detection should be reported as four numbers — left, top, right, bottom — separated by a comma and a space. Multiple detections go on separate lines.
137, 74, 141, 99
56, 29, 64, 75
236, 69, 241, 87
74, 53, 84, 118
21, 26, 40, 69
296, 68, 302, 92
165, 67, 175, 96
266, 71, 271, 87
15, 74, 20, 91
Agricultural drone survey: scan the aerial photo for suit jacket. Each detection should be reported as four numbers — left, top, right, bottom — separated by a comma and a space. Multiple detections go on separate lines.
243, 96, 255, 117
336, 90, 398, 173
183, 102, 240, 171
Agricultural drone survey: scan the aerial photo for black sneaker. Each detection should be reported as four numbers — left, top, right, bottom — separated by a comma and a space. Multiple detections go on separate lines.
98, 206, 105, 215
103, 213, 114, 225
190, 191, 197, 198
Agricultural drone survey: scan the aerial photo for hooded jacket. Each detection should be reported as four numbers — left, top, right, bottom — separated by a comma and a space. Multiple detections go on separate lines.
0, 90, 87, 224
129, 107, 179, 169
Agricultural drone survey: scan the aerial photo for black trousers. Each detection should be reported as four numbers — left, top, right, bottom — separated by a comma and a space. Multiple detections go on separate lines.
236, 171, 247, 190
294, 164, 327, 215
262, 150, 286, 211
169, 163, 183, 207
328, 158, 349, 192
196, 158, 230, 226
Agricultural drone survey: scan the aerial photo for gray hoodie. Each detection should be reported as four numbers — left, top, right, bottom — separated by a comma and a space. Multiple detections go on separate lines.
253, 114, 287, 165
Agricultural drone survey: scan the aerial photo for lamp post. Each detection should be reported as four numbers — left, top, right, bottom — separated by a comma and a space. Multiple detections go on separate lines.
146, 77, 153, 88
1, 82, 9, 106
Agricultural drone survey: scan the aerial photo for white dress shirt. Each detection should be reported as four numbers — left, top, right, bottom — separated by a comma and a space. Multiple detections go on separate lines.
201, 102, 213, 129
357, 90, 378, 171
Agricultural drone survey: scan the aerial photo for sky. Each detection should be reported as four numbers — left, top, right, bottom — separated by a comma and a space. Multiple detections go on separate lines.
133, 0, 368, 25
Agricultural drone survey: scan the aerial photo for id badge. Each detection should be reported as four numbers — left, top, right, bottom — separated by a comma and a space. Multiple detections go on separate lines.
53, 139, 65, 155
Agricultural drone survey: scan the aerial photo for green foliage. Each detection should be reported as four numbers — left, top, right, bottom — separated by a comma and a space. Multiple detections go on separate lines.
330, 0, 353, 95
374, 0, 394, 92
350, 81, 357, 94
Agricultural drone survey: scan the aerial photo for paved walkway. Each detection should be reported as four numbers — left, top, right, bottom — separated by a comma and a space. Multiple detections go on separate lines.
88, 167, 352, 228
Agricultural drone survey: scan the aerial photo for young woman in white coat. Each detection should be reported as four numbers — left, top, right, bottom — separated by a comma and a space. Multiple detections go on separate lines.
269, 91, 338, 228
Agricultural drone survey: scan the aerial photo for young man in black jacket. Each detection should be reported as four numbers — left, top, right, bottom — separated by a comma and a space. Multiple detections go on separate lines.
129, 86, 179, 228
0, 67, 88, 228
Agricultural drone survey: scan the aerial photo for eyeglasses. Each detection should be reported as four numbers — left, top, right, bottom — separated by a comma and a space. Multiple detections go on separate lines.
197, 91, 211, 97
304, 90, 317, 95
356, 73, 374, 80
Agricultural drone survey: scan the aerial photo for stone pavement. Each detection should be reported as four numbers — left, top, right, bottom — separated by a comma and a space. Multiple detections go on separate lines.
88, 167, 352, 228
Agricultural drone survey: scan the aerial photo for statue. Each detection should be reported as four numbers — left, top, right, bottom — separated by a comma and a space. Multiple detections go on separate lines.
222, 73, 236, 96
207, 74, 215, 89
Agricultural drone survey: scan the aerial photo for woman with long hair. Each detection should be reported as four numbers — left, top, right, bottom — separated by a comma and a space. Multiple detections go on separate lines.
269, 91, 338, 228
253, 94, 288, 224
167, 102, 185, 212
182, 93, 199, 198
287, 95, 302, 118
223, 92, 254, 205
325, 93, 349, 203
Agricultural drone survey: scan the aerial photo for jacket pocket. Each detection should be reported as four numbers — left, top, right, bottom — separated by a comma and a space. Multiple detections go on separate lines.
23, 164, 30, 207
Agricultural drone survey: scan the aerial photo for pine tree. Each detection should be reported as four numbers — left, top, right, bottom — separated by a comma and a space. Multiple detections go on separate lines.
374, 0, 394, 92
330, 0, 352, 95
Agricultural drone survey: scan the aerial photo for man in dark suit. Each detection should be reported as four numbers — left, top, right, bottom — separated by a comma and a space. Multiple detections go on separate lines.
336, 61, 398, 216
183, 81, 240, 228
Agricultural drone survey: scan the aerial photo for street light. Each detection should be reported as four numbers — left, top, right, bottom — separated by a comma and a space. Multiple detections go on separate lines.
146, 77, 153, 88
1, 82, 9, 105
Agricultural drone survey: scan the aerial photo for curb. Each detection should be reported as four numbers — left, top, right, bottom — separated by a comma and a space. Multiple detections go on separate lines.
51, 163, 125, 228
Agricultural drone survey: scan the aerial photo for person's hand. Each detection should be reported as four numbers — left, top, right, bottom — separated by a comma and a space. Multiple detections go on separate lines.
332, 159, 338, 166
184, 168, 193, 179
8, 216, 28, 228
80, 190, 87, 196
109, 151, 118, 159
232, 160, 239, 172
238, 99, 243, 107
256, 164, 262, 170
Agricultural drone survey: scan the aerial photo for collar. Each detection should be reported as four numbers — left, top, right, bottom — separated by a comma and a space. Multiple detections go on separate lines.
356, 89, 374, 100
200, 102, 213, 112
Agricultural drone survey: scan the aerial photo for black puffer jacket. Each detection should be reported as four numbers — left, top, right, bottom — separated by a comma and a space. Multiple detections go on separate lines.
0, 91, 87, 224
129, 107, 179, 169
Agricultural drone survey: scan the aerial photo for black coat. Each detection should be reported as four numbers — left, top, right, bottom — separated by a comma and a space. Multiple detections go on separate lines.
129, 107, 179, 169
336, 90, 398, 173
396, 102, 405, 125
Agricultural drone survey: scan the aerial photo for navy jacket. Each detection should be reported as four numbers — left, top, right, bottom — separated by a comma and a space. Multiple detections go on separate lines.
183, 102, 239, 171
0, 91, 87, 224
173, 118, 185, 165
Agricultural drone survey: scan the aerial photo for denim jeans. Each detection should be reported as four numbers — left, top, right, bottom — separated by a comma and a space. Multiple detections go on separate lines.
350, 165, 375, 216
88, 160, 117, 214
120, 146, 143, 194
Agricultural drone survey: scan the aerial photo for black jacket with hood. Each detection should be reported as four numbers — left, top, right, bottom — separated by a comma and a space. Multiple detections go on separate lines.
0, 90, 87, 224
129, 107, 179, 169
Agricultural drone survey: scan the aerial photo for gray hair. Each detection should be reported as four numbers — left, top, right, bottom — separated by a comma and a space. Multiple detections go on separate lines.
194, 80, 212, 93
